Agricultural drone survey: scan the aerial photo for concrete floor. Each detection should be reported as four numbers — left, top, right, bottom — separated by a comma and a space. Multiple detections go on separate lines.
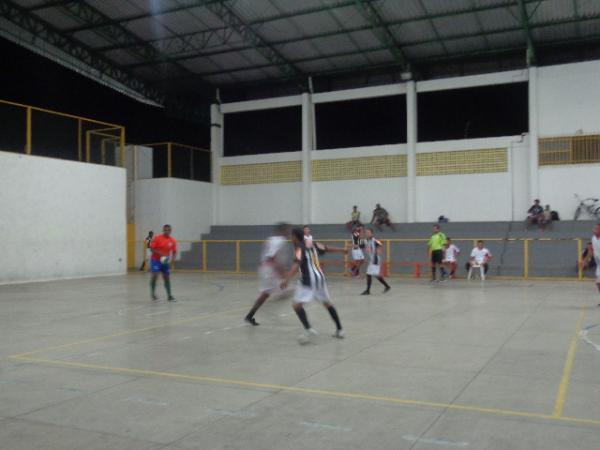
1, 273, 600, 449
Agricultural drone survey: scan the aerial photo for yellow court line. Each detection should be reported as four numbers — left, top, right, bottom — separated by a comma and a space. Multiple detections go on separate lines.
9, 306, 248, 359
9, 355, 600, 427
553, 307, 587, 417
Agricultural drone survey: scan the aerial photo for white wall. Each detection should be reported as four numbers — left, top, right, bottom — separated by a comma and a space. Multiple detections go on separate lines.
0, 151, 126, 284
415, 136, 523, 222
312, 178, 407, 224
538, 60, 600, 136
134, 178, 213, 262
220, 182, 303, 225
539, 164, 600, 220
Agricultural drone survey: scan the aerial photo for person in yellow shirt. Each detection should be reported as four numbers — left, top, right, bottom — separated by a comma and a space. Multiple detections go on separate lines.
427, 224, 447, 282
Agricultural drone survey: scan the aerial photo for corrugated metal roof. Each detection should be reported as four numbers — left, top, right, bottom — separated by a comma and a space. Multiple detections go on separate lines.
4, 0, 600, 94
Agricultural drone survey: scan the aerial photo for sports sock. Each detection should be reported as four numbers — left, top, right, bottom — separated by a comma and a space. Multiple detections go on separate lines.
377, 276, 390, 288
150, 276, 157, 296
327, 305, 342, 330
247, 295, 268, 318
366, 275, 372, 292
295, 307, 311, 329
164, 278, 172, 297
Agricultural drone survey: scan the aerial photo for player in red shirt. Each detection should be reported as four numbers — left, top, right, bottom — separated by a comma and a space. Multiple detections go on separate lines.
149, 224, 177, 302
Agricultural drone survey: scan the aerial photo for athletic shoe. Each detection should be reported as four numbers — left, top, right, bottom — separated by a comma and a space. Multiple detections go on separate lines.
383, 286, 391, 293
438, 278, 448, 283
151, 295, 159, 302
333, 329, 345, 339
298, 328, 318, 345
245, 316, 259, 326
360, 290, 370, 295
167, 296, 176, 302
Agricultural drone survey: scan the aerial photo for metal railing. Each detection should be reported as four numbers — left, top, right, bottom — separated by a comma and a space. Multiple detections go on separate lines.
140, 142, 211, 182
539, 134, 600, 166
130, 237, 593, 281
0, 98, 125, 166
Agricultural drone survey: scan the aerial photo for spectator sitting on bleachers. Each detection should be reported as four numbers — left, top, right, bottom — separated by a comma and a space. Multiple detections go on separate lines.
527, 199, 544, 227
466, 240, 492, 275
346, 205, 362, 231
540, 205, 553, 228
371, 203, 396, 231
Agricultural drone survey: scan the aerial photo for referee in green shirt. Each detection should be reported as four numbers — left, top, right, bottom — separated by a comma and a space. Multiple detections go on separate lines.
428, 224, 448, 282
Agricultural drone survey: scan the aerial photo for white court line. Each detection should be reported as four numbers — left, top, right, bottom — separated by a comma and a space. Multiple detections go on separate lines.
580, 324, 600, 351
124, 396, 168, 407
300, 421, 352, 432
208, 408, 256, 419
402, 434, 469, 448
144, 310, 171, 317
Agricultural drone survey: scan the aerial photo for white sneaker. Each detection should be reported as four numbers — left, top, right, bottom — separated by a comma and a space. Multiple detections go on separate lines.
298, 328, 318, 345
333, 329, 345, 339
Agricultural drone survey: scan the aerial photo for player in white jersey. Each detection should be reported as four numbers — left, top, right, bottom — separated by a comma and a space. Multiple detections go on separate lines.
467, 240, 492, 275
361, 228, 391, 295
303, 226, 313, 248
348, 226, 366, 277
245, 223, 291, 326
281, 228, 347, 344
581, 223, 600, 306
443, 237, 460, 279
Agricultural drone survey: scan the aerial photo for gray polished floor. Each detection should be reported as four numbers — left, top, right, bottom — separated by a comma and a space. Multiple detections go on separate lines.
1, 273, 600, 449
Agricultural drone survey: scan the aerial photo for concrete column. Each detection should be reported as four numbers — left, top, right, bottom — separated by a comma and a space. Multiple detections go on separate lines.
528, 66, 539, 201
301, 93, 313, 224
210, 104, 224, 226
406, 80, 417, 223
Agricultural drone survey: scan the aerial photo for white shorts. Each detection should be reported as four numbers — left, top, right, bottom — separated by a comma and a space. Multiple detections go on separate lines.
596, 265, 600, 283
367, 263, 381, 276
293, 282, 330, 304
351, 249, 365, 261
258, 265, 282, 294
443, 258, 456, 264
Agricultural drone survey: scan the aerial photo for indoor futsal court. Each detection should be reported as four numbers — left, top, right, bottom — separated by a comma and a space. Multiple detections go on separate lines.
2, 0, 600, 449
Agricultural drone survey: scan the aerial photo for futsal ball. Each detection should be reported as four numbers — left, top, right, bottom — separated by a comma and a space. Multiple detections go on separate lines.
160, 256, 170, 265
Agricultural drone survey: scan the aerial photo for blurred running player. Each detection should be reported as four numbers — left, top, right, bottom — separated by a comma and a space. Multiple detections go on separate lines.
149, 224, 177, 302
281, 228, 347, 344
361, 228, 391, 295
581, 223, 600, 306
245, 223, 291, 326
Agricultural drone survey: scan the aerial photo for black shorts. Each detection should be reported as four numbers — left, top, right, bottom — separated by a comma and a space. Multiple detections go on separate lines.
431, 250, 444, 264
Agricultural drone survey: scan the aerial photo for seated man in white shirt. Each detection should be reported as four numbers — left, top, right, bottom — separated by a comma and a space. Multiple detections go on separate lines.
466, 240, 492, 275
442, 237, 460, 279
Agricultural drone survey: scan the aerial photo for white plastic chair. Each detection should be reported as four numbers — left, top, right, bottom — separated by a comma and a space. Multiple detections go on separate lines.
468, 263, 486, 281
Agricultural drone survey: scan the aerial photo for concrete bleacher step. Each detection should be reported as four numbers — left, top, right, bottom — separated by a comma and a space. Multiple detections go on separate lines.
201, 221, 595, 240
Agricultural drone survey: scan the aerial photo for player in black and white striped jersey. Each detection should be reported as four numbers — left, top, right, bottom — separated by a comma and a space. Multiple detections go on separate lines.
348, 225, 366, 278
281, 228, 347, 344
361, 228, 391, 295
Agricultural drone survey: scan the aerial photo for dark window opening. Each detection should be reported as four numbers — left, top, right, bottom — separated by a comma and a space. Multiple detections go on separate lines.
316, 95, 407, 149
224, 106, 301, 156
418, 83, 528, 141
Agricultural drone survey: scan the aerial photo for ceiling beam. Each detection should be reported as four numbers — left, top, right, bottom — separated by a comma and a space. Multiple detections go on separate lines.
0, 0, 165, 105
53, 0, 198, 78
59, 0, 369, 35
352, 0, 409, 71
146, 12, 600, 83
116, 0, 546, 69
202, 1, 303, 83
517, 0, 537, 65
215, 31, 600, 89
